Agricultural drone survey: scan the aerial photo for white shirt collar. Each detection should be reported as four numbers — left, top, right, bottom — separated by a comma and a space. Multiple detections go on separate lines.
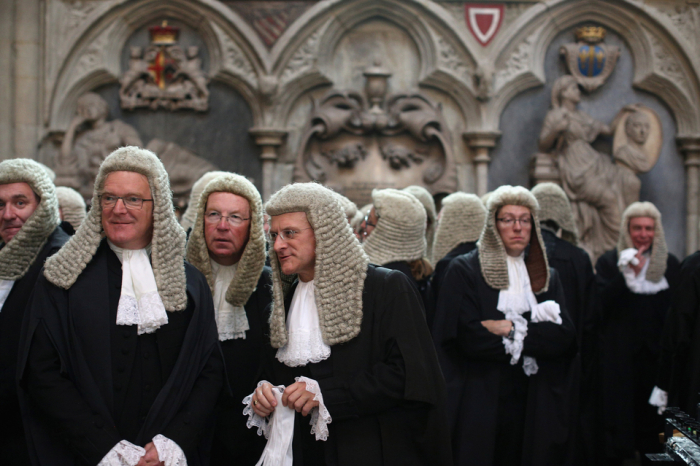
275, 279, 331, 367
107, 240, 168, 334
210, 259, 249, 341
0, 279, 15, 312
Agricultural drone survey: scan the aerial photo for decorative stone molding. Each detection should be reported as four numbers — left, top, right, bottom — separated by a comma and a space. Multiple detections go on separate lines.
212, 22, 257, 90
678, 135, 700, 254
645, 30, 692, 98
279, 29, 321, 88
463, 131, 500, 197
249, 127, 287, 201
493, 29, 538, 93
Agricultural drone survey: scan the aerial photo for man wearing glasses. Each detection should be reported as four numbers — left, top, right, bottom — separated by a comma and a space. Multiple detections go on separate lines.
245, 183, 452, 466
184, 173, 271, 465
0, 159, 69, 466
433, 185, 576, 466
18, 147, 224, 466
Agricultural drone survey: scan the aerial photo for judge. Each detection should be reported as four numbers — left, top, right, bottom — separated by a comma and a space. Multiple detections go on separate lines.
532, 182, 599, 466
0, 159, 70, 466
659, 245, 700, 415
403, 185, 437, 262
18, 147, 224, 466
247, 182, 452, 466
596, 201, 680, 463
431, 192, 486, 311
433, 185, 576, 466
362, 188, 434, 313
184, 173, 271, 465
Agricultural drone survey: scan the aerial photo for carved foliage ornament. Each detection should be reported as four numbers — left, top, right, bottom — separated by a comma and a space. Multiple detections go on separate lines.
294, 62, 456, 205
560, 26, 620, 92
119, 21, 210, 112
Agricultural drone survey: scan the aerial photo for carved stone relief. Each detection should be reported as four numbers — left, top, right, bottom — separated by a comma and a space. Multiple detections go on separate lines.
493, 30, 537, 92
280, 29, 321, 87
559, 26, 620, 92
646, 29, 691, 98
293, 62, 457, 206
653, 3, 700, 47
536, 75, 662, 262
212, 23, 257, 89
119, 22, 210, 112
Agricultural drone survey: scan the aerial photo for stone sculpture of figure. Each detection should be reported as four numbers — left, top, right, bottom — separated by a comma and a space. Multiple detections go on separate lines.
59, 92, 142, 197
539, 75, 628, 261
614, 108, 653, 207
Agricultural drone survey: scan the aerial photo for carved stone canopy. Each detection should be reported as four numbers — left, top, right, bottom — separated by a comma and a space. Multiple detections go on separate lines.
119, 21, 210, 112
293, 63, 457, 206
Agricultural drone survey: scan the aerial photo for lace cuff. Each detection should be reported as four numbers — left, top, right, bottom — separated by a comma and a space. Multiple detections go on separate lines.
242, 380, 277, 439
152, 435, 187, 466
97, 440, 145, 466
296, 376, 332, 441
502, 312, 528, 365
649, 386, 668, 415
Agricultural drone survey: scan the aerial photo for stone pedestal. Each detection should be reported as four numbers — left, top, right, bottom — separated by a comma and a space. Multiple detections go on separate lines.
679, 135, 700, 254
250, 128, 287, 201
464, 131, 501, 196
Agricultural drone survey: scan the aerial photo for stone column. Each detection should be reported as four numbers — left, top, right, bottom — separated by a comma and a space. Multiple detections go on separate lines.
249, 128, 287, 201
679, 135, 700, 255
13, 0, 42, 159
463, 131, 501, 197
0, 0, 15, 160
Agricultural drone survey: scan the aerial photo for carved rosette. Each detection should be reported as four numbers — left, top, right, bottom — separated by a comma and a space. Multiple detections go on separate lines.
293, 63, 457, 205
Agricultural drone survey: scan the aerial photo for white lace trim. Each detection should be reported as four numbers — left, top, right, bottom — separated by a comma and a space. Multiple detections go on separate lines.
243, 380, 276, 439
116, 291, 169, 335
97, 440, 146, 466
276, 327, 331, 367
296, 376, 331, 441
619, 249, 670, 295
152, 434, 187, 466
211, 260, 249, 341
502, 312, 528, 366
649, 386, 668, 415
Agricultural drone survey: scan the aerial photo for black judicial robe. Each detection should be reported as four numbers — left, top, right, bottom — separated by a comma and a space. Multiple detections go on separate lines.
595, 249, 680, 459
0, 226, 69, 466
659, 251, 700, 414
381, 260, 434, 320
432, 249, 577, 466
258, 265, 453, 466
540, 228, 599, 466
17, 240, 224, 466
431, 242, 477, 327
210, 267, 272, 466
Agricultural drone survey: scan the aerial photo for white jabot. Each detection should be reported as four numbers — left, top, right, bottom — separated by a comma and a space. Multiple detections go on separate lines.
0, 279, 15, 312
497, 253, 562, 376
211, 260, 249, 341
618, 248, 669, 295
275, 280, 331, 367
107, 240, 168, 335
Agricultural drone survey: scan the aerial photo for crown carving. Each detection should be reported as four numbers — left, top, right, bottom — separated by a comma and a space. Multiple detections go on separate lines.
576, 26, 606, 44
149, 21, 179, 45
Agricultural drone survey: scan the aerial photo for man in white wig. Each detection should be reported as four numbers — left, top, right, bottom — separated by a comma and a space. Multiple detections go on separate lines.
18, 147, 224, 466
180, 171, 228, 233
433, 185, 576, 466
246, 182, 451, 466
0, 159, 70, 466
55, 186, 87, 235
596, 201, 679, 464
185, 173, 271, 465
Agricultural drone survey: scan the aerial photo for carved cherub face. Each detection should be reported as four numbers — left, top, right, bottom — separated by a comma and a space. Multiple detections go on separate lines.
625, 111, 651, 145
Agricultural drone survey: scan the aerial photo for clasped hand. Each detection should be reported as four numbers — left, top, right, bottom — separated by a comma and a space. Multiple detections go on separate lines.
252, 382, 319, 418
135, 442, 162, 466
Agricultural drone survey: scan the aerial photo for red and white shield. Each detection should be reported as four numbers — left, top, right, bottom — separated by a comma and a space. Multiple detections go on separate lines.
465, 3, 504, 47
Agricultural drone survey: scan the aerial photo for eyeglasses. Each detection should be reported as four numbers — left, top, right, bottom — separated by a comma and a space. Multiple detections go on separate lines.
363, 214, 379, 229
497, 217, 532, 227
100, 195, 153, 210
267, 227, 312, 243
204, 211, 250, 227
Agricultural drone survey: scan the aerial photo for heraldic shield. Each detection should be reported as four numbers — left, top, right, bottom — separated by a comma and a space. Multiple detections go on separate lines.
560, 26, 620, 92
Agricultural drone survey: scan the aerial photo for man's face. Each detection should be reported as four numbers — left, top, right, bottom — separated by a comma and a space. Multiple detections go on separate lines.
0, 182, 40, 243
101, 171, 154, 249
361, 207, 378, 241
204, 192, 251, 266
270, 212, 316, 281
496, 205, 532, 257
629, 216, 655, 251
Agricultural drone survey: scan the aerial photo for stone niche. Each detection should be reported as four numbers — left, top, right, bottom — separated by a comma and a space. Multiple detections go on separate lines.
290, 19, 458, 206
489, 25, 685, 257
